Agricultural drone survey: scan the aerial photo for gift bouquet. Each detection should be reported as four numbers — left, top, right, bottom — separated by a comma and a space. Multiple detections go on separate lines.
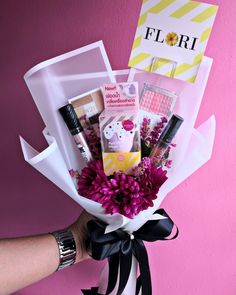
63, 82, 181, 219
20, 1, 218, 294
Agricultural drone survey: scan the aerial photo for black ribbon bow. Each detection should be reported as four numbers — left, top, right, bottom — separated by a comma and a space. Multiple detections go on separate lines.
82, 209, 178, 295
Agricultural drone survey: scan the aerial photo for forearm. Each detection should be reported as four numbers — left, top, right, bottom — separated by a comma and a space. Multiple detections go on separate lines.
0, 234, 59, 295
0, 212, 91, 295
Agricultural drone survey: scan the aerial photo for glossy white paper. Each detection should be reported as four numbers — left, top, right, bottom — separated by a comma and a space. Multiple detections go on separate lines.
20, 42, 215, 294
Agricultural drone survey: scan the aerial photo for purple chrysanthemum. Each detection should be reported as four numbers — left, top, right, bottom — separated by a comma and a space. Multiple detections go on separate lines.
78, 160, 107, 197
133, 157, 168, 193
78, 160, 168, 219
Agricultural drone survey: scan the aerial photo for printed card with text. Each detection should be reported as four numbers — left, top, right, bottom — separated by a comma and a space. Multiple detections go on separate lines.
129, 0, 218, 83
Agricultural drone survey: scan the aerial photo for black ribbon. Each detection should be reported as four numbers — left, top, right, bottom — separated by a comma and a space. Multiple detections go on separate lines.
82, 209, 178, 295
82, 287, 101, 295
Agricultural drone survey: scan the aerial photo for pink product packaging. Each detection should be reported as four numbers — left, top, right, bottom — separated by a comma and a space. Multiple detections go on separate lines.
99, 82, 141, 175
139, 83, 178, 132
140, 83, 177, 118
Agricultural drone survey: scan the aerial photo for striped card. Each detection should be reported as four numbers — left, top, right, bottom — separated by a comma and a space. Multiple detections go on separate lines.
128, 0, 218, 83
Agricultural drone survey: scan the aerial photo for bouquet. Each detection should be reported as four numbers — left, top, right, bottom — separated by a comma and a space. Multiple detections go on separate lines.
20, 40, 216, 295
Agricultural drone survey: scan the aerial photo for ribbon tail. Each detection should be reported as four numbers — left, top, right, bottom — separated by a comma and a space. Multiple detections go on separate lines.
133, 239, 152, 295
169, 226, 179, 240
82, 287, 100, 295
117, 250, 133, 295
105, 253, 120, 295
135, 275, 141, 295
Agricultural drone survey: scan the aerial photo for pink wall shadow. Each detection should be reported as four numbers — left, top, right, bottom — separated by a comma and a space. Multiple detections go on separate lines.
0, 0, 235, 294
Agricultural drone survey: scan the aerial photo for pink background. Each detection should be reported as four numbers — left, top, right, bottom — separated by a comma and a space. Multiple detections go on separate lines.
0, 0, 235, 294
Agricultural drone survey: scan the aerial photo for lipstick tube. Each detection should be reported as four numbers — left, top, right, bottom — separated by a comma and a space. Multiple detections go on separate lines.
150, 114, 183, 158
59, 104, 93, 163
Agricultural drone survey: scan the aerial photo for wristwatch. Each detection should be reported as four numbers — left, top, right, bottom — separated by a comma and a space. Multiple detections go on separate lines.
51, 229, 76, 271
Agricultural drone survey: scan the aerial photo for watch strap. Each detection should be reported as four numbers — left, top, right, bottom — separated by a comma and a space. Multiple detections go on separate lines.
51, 229, 76, 271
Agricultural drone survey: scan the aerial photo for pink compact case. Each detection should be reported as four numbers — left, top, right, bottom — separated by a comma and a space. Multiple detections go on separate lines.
140, 83, 177, 118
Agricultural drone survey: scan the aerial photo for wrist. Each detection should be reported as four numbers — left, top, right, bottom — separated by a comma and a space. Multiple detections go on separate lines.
51, 228, 76, 270
69, 224, 84, 263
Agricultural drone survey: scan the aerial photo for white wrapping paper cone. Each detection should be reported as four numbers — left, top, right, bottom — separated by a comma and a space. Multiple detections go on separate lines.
20, 41, 216, 293
20, 115, 215, 294
19, 114, 215, 232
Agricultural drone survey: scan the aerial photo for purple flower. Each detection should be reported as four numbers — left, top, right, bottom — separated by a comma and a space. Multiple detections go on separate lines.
165, 160, 172, 169
157, 145, 175, 169
69, 169, 76, 177
77, 159, 168, 219
78, 160, 107, 197
161, 117, 168, 123
140, 117, 151, 143
100, 172, 145, 218
137, 159, 168, 194
141, 117, 167, 150
149, 119, 166, 148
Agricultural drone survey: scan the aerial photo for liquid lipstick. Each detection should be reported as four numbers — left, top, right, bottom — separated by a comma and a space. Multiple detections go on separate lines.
59, 104, 93, 163
150, 114, 184, 158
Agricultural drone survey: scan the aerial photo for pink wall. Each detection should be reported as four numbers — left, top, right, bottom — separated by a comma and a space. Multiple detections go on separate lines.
0, 0, 235, 294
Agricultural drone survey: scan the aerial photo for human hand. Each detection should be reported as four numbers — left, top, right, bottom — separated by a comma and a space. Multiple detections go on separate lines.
69, 210, 94, 263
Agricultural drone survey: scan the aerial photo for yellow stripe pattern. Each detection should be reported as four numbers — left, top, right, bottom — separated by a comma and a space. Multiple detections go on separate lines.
138, 0, 175, 27
128, 153, 141, 169
129, 0, 218, 83
187, 75, 198, 83
171, 1, 201, 18
129, 53, 151, 68
149, 0, 176, 14
103, 152, 141, 176
200, 27, 212, 43
132, 36, 142, 50
138, 12, 149, 27
144, 58, 170, 72
191, 5, 218, 23
165, 52, 203, 77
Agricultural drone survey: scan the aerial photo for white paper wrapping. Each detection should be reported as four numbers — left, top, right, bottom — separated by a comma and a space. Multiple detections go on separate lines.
20, 42, 215, 294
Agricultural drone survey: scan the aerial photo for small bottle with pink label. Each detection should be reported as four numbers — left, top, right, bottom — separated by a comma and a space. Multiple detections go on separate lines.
99, 82, 141, 176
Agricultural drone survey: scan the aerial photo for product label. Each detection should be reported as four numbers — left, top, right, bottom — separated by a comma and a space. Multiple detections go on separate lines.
100, 82, 141, 175
128, 0, 218, 83
76, 143, 90, 162
83, 101, 98, 117
102, 82, 139, 110
102, 117, 138, 153
102, 152, 141, 176
142, 13, 203, 65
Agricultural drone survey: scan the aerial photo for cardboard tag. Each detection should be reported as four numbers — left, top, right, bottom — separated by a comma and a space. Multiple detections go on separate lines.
129, 0, 218, 83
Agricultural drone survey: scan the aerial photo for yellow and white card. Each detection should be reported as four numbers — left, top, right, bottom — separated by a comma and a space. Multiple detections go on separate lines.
129, 0, 218, 83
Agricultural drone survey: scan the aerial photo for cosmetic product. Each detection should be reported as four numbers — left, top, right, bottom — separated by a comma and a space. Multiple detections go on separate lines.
88, 113, 100, 138
99, 82, 141, 176
69, 88, 104, 139
77, 114, 101, 160
140, 83, 177, 118
150, 114, 183, 158
69, 88, 104, 121
59, 104, 93, 163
